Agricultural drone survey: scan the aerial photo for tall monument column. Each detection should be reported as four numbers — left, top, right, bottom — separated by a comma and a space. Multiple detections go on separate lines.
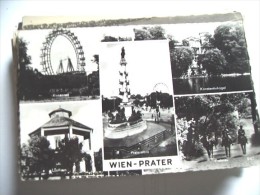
119, 47, 132, 119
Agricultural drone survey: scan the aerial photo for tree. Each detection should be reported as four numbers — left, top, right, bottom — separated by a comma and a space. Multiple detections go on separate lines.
248, 93, 259, 134
176, 94, 249, 137
167, 35, 179, 50
118, 36, 132, 41
94, 148, 103, 172
200, 48, 227, 76
58, 136, 85, 174
101, 35, 132, 42
213, 23, 250, 73
17, 38, 37, 100
17, 38, 32, 72
101, 36, 118, 42
199, 32, 214, 48
87, 71, 100, 96
20, 143, 31, 176
170, 47, 194, 77
146, 92, 157, 108
92, 54, 99, 70
133, 99, 141, 107
26, 136, 54, 179
148, 26, 166, 40
159, 93, 173, 109
102, 97, 122, 112
134, 26, 166, 40
83, 153, 92, 172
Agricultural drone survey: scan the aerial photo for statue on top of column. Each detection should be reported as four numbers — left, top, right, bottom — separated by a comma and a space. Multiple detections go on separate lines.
121, 47, 125, 58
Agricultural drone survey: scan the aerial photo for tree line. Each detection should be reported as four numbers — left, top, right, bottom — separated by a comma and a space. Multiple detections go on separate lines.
102, 92, 173, 113
23, 18, 146, 30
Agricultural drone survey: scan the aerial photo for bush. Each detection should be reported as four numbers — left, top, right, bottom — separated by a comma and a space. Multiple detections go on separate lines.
182, 141, 204, 160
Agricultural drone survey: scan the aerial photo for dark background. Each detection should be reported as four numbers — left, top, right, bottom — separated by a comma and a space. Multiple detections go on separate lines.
1, 1, 259, 195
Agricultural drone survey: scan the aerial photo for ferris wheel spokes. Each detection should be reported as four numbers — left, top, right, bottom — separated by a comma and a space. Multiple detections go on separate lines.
40, 28, 86, 75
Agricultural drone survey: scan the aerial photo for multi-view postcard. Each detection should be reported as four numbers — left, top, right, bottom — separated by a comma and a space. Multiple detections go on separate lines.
14, 12, 260, 181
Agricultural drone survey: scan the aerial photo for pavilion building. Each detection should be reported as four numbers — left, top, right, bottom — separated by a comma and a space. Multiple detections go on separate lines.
29, 107, 95, 173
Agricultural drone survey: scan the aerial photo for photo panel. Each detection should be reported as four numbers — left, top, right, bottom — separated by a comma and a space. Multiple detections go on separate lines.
99, 40, 179, 171
172, 91, 260, 172
17, 28, 100, 102
166, 20, 253, 95
19, 100, 103, 180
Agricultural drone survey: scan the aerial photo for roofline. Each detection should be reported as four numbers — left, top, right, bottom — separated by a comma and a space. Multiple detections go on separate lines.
48, 108, 72, 118
29, 129, 41, 137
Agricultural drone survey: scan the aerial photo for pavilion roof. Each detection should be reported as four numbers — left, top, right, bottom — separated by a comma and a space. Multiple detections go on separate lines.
29, 116, 93, 136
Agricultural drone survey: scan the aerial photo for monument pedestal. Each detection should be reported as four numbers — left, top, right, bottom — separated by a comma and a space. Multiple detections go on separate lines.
119, 102, 133, 120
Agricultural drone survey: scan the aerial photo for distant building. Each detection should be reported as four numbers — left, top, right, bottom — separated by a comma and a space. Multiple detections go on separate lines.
176, 34, 214, 76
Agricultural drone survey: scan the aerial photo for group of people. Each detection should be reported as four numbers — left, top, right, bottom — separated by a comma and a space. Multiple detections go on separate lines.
178, 117, 250, 160
222, 125, 248, 155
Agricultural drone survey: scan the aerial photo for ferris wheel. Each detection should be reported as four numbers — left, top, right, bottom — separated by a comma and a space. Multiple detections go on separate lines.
153, 83, 169, 94
40, 28, 86, 75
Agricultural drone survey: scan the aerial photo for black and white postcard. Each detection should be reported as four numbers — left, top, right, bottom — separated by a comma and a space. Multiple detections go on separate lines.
15, 12, 260, 180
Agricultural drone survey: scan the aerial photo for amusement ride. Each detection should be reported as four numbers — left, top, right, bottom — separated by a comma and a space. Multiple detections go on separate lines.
40, 28, 86, 75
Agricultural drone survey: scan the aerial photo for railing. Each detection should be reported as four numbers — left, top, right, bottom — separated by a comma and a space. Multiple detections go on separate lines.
105, 128, 173, 153
113, 120, 146, 132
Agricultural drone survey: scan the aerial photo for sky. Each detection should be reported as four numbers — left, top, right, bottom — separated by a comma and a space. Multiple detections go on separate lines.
99, 40, 174, 97
19, 100, 103, 152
